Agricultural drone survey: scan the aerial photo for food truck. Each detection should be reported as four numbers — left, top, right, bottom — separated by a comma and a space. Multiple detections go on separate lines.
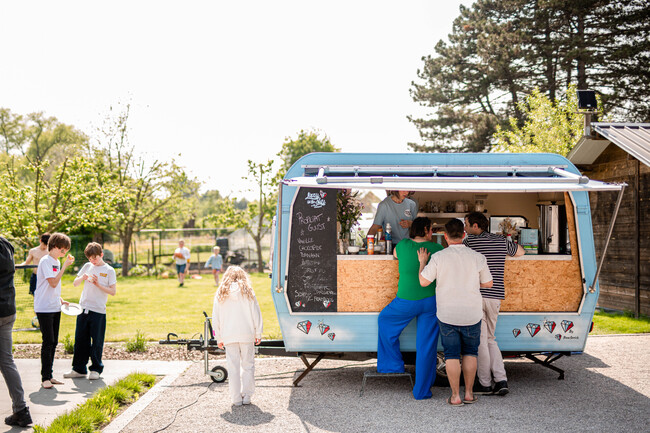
270, 152, 624, 382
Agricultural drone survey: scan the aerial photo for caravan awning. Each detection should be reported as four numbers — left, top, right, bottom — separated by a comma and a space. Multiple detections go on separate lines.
283, 165, 625, 193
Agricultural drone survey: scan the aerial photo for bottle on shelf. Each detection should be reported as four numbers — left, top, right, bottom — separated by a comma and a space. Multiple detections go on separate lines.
385, 223, 392, 255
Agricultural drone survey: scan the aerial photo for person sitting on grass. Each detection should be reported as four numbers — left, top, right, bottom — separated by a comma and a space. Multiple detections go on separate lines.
418, 219, 493, 406
205, 246, 224, 286
212, 266, 263, 406
35, 232, 75, 389
64, 242, 117, 381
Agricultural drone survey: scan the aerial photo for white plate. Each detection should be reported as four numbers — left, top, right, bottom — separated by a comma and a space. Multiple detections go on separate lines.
61, 303, 82, 316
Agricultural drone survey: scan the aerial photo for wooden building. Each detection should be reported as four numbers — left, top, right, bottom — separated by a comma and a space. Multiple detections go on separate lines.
568, 123, 650, 316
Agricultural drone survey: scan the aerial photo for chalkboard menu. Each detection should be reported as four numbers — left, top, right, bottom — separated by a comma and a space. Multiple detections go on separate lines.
287, 187, 337, 312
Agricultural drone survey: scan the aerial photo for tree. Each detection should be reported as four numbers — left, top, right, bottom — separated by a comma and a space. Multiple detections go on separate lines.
0, 156, 119, 246
492, 85, 596, 156
0, 109, 115, 246
278, 129, 339, 173
208, 159, 279, 272
409, 0, 650, 153
94, 104, 198, 276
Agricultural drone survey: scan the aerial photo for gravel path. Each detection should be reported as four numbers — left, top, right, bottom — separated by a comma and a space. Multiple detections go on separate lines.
116, 334, 650, 433
13, 343, 209, 361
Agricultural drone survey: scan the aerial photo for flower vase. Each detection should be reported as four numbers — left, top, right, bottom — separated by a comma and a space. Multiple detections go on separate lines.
338, 232, 350, 255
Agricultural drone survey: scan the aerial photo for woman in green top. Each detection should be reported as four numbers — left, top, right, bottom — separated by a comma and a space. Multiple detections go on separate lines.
377, 217, 443, 400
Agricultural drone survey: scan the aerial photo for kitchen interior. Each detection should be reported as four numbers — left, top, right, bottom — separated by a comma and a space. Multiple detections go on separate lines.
410, 191, 573, 257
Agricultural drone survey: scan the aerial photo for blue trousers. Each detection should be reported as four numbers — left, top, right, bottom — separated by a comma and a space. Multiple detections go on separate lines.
72, 310, 106, 374
377, 296, 439, 400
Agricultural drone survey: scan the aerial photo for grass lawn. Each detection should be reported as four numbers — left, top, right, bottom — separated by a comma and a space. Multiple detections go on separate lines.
591, 310, 650, 335
13, 271, 649, 344
13, 272, 281, 344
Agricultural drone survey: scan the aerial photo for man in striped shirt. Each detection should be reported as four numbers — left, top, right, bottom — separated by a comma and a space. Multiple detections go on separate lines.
464, 212, 524, 396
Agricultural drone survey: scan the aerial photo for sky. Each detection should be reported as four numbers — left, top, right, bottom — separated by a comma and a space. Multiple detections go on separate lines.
1, 0, 473, 200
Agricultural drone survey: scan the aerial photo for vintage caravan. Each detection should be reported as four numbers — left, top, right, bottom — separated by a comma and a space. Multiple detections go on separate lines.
269, 153, 624, 381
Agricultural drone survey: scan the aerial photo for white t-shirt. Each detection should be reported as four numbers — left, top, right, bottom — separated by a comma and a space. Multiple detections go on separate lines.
77, 262, 117, 314
35, 255, 63, 313
174, 247, 190, 265
372, 196, 418, 244
420, 244, 492, 326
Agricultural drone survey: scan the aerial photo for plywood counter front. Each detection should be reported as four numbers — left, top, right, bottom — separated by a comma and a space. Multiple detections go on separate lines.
337, 255, 399, 312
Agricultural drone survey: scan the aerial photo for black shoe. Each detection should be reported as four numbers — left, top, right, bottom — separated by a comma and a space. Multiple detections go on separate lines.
493, 380, 509, 396
5, 407, 32, 427
473, 382, 493, 395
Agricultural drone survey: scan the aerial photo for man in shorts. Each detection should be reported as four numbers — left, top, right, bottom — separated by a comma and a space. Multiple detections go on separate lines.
418, 219, 493, 406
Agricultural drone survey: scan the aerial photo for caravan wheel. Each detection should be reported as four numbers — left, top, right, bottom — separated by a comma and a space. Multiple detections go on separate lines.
210, 366, 228, 383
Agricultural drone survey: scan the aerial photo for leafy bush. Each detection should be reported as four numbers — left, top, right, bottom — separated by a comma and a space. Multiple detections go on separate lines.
128, 265, 149, 277
150, 264, 170, 276
63, 334, 75, 354
125, 330, 147, 353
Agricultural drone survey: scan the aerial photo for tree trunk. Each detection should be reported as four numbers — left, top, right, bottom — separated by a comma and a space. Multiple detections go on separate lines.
255, 234, 264, 273
121, 229, 133, 277
576, 10, 587, 89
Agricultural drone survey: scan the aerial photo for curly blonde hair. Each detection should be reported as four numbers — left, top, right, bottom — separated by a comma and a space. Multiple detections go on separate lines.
216, 266, 255, 303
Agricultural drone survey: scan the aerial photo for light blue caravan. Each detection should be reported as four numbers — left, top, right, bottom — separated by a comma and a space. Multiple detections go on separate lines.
270, 152, 624, 382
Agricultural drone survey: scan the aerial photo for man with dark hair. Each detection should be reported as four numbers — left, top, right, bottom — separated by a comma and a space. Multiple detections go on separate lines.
0, 236, 32, 427
464, 212, 524, 396
18, 233, 50, 295
418, 219, 493, 406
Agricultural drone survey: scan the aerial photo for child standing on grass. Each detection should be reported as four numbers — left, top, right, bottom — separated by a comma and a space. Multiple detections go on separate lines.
35, 233, 74, 389
64, 242, 116, 381
204, 246, 224, 286
212, 266, 263, 406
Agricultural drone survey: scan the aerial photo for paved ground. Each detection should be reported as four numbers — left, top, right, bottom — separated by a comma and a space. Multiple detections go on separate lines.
115, 334, 649, 433
1, 335, 648, 432
0, 359, 190, 432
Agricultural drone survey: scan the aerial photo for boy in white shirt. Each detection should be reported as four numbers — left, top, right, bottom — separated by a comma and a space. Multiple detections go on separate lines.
35, 233, 75, 389
64, 242, 116, 380
173, 239, 190, 287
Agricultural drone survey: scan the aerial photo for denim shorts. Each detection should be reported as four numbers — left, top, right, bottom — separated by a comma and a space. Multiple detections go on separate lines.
438, 320, 481, 360
176, 264, 186, 274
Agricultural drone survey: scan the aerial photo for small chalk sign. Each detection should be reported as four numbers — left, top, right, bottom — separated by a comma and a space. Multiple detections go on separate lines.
287, 187, 337, 312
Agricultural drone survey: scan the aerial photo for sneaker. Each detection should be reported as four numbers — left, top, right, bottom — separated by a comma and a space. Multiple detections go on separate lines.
88, 371, 101, 380
493, 380, 509, 396
42, 380, 53, 389
232, 401, 243, 407
49, 378, 64, 385
243, 397, 251, 405
473, 382, 493, 395
64, 370, 86, 378
4, 407, 32, 427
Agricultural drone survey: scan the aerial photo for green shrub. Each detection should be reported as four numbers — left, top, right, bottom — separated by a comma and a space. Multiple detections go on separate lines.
62, 334, 75, 354
125, 330, 147, 353
128, 265, 149, 277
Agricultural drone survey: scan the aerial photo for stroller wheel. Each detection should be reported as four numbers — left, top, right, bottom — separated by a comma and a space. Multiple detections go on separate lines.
210, 366, 228, 383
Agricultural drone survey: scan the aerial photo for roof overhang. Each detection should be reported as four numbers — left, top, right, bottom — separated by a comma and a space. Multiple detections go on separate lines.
284, 165, 624, 193
568, 123, 650, 167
